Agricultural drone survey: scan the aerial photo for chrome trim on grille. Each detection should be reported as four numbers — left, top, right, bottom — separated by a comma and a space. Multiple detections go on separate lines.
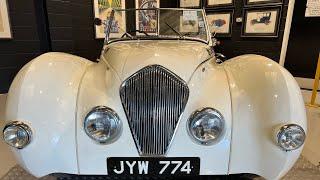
120, 65, 189, 156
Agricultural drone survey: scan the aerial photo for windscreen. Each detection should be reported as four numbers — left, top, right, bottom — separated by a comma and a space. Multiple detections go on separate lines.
102, 8, 208, 42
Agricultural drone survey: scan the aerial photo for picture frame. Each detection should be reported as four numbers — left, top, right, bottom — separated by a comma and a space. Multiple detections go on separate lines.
0, 0, 12, 39
206, 0, 234, 8
178, 0, 201, 8
244, 0, 283, 6
206, 10, 234, 37
179, 10, 201, 33
93, 0, 126, 39
135, 0, 160, 35
241, 6, 282, 38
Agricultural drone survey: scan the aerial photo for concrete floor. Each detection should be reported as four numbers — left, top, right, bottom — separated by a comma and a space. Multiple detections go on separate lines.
0, 90, 320, 179
301, 92, 320, 168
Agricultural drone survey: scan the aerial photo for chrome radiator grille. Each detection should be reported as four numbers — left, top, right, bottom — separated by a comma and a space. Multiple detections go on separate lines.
120, 65, 189, 156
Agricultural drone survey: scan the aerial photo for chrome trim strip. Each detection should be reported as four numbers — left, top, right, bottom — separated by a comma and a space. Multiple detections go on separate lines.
120, 65, 189, 156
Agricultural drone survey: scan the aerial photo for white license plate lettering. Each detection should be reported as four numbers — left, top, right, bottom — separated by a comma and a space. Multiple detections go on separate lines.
107, 158, 199, 176
159, 161, 191, 175
138, 161, 149, 174
113, 161, 124, 174
125, 161, 136, 174
180, 161, 191, 174
113, 161, 149, 175
159, 161, 170, 174
171, 161, 182, 174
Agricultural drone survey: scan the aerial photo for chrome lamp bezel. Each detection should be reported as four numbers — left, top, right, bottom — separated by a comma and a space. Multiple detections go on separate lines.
84, 106, 122, 144
187, 107, 225, 146
3, 121, 32, 149
276, 124, 306, 151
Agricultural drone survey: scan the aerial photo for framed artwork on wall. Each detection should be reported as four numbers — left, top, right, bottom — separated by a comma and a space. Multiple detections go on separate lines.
178, 0, 201, 8
245, 0, 283, 6
135, 0, 160, 35
0, 0, 12, 39
206, 0, 234, 8
206, 10, 233, 37
242, 6, 282, 37
93, 0, 126, 39
179, 10, 201, 33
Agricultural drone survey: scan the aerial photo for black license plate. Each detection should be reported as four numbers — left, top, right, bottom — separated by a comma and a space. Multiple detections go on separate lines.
107, 157, 200, 176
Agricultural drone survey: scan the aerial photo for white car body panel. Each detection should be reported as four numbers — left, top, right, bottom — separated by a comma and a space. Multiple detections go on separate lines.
224, 55, 307, 179
4, 41, 307, 179
5, 53, 92, 177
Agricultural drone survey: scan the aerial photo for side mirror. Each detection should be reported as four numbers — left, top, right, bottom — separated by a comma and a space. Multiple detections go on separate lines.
211, 37, 221, 47
215, 53, 227, 64
94, 18, 102, 26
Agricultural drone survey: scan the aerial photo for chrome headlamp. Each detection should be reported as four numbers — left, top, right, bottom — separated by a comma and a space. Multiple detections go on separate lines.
84, 106, 122, 144
187, 108, 225, 145
277, 124, 306, 151
3, 121, 32, 149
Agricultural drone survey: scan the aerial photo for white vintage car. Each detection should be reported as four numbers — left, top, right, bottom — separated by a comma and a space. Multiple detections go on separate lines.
3, 8, 306, 179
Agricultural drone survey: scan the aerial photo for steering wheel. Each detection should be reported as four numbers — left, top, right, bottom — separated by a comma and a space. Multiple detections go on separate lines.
121, 30, 150, 38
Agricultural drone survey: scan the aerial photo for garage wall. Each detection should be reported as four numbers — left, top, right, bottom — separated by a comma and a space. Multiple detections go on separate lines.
0, 0, 50, 93
216, 0, 289, 61
284, 0, 320, 79
46, 0, 103, 61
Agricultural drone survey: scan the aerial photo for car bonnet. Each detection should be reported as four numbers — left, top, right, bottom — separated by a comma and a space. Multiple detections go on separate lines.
101, 40, 212, 83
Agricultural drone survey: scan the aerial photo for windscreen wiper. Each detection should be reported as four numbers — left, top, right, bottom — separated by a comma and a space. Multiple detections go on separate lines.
165, 22, 183, 39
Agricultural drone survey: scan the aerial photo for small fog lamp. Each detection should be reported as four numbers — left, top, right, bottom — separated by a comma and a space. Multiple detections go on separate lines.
277, 124, 306, 151
3, 121, 32, 149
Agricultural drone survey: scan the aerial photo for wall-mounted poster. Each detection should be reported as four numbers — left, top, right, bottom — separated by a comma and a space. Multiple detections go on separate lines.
305, 0, 320, 17
245, 0, 283, 6
0, 0, 12, 39
180, 10, 199, 33
206, 0, 234, 8
242, 6, 281, 37
136, 0, 160, 34
179, 0, 201, 8
93, 0, 126, 39
207, 10, 233, 37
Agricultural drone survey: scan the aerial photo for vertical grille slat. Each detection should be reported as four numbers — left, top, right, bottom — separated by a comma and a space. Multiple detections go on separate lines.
120, 65, 189, 156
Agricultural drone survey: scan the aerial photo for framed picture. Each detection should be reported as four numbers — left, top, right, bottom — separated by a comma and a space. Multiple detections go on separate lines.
242, 6, 282, 37
179, 10, 200, 33
245, 0, 283, 6
206, 10, 233, 37
0, 0, 12, 39
93, 0, 126, 39
135, 0, 160, 35
206, 0, 234, 8
178, 0, 201, 8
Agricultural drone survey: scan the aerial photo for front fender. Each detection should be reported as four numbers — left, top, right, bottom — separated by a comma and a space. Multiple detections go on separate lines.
224, 55, 307, 179
5, 52, 92, 177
